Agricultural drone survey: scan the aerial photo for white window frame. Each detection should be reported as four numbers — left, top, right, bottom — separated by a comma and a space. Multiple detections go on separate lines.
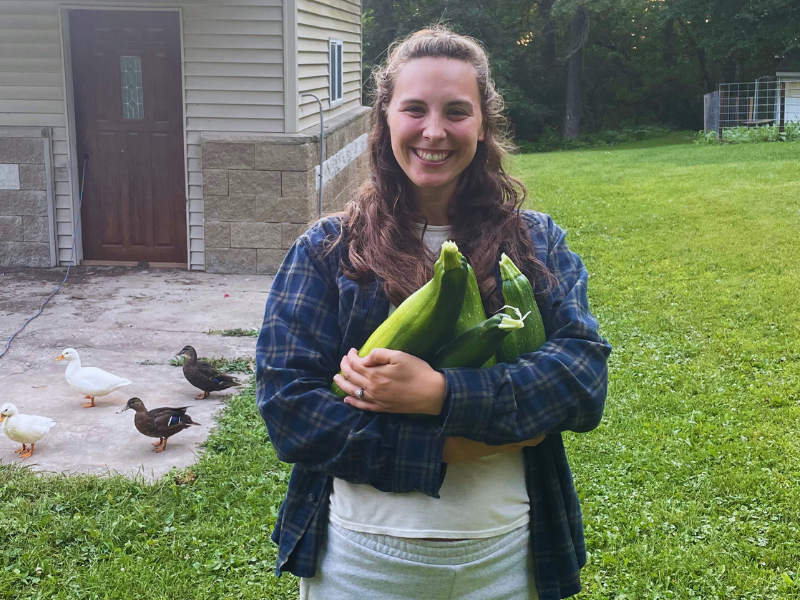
329, 39, 344, 107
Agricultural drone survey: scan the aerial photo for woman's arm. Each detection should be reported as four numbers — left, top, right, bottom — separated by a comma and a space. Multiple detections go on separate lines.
256, 228, 447, 497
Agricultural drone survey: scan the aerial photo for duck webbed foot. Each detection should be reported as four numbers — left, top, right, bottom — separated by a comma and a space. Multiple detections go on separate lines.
153, 438, 167, 453
20, 444, 34, 458
196, 391, 209, 399
83, 397, 96, 408
14, 444, 27, 454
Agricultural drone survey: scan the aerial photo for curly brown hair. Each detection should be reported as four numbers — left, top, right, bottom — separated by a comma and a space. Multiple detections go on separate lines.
327, 25, 556, 312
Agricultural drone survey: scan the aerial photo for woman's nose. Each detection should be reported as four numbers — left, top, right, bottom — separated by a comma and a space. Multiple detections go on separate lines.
422, 115, 446, 141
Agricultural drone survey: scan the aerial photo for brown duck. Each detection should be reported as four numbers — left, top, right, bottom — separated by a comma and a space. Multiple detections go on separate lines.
177, 345, 241, 399
118, 397, 200, 453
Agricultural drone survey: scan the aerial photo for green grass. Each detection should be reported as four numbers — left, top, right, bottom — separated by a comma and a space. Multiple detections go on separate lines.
169, 355, 254, 373
0, 381, 300, 599
2, 137, 798, 599
207, 328, 259, 338
514, 139, 800, 598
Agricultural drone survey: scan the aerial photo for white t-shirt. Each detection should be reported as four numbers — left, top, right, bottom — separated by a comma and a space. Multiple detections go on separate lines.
328, 222, 529, 539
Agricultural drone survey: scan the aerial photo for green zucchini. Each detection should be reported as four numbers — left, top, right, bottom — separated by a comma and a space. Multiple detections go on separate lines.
496, 252, 547, 363
452, 262, 496, 368
331, 240, 468, 396
431, 312, 524, 369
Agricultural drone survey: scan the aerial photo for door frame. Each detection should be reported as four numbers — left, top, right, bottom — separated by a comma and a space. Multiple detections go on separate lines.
59, 5, 190, 267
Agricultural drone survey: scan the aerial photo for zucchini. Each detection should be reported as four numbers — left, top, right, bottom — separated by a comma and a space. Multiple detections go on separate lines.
431, 312, 524, 369
453, 262, 496, 368
496, 253, 547, 363
331, 240, 469, 396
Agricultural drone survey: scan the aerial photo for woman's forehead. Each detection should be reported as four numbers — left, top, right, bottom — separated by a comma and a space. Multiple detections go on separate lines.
393, 57, 480, 102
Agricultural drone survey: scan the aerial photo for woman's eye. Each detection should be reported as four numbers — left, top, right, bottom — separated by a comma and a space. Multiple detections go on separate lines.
448, 110, 468, 118
405, 106, 424, 115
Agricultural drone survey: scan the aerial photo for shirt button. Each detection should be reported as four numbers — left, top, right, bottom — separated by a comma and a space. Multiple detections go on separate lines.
308, 493, 317, 502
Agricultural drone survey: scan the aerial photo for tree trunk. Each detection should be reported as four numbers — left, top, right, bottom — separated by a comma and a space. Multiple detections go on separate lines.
539, 0, 556, 71
563, 5, 586, 139
663, 18, 675, 66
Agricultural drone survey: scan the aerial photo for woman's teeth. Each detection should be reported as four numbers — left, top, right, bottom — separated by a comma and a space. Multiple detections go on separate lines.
415, 149, 449, 162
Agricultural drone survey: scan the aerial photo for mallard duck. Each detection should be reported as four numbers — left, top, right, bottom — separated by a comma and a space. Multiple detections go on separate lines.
0, 403, 57, 458
177, 346, 240, 399
57, 348, 132, 408
117, 397, 200, 453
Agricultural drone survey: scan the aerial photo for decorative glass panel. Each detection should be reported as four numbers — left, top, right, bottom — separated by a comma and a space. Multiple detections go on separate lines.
120, 56, 144, 119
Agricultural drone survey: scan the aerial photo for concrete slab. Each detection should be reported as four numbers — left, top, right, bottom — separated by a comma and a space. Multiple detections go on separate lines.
0, 266, 273, 480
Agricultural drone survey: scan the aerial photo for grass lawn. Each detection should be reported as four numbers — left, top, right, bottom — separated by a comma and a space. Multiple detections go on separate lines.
515, 136, 800, 599
2, 135, 798, 599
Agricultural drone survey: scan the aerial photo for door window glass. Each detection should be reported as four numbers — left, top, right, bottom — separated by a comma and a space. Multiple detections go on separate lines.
120, 56, 144, 119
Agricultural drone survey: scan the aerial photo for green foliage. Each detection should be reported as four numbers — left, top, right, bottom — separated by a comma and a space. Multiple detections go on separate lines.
361, 0, 800, 138
696, 122, 800, 145
519, 125, 674, 152
721, 122, 800, 144
694, 130, 720, 144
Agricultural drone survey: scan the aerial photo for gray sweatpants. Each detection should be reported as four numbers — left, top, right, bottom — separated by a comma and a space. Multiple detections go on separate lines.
300, 522, 538, 600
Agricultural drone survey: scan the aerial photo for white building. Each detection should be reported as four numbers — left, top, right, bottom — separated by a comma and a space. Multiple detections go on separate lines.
0, 0, 369, 272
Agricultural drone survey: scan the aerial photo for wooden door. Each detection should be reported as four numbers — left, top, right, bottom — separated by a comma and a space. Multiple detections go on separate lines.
70, 10, 187, 264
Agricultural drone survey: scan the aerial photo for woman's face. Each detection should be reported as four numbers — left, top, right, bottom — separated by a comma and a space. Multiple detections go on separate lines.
386, 57, 485, 209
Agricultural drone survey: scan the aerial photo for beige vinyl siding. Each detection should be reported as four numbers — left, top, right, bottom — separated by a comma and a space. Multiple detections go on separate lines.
0, 0, 285, 271
297, 0, 361, 132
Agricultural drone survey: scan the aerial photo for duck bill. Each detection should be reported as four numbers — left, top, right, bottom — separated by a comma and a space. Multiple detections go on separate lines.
56, 354, 64, 361
0, 415, 5, 423
116, 406, 131, 414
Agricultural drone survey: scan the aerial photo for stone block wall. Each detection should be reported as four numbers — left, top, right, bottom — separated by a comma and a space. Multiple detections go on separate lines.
0, 129, 52, 267
202, 107, 370, 274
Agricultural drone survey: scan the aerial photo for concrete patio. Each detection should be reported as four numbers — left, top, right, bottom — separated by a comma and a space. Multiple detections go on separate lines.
0, 266, 273, 480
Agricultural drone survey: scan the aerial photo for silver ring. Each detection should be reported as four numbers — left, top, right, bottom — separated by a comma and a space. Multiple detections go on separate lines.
355, 387, 365, 401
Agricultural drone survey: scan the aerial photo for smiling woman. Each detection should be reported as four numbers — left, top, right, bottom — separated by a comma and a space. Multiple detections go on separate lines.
386, 57, 485, 224
256, 25, 611, 600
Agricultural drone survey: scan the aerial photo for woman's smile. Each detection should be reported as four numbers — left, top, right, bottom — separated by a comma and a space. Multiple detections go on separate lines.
412, 148, 455, 164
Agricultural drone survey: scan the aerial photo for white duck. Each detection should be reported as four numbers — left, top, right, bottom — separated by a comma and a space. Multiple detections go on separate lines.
0, 403, 56, 458
57, 347, 132, 408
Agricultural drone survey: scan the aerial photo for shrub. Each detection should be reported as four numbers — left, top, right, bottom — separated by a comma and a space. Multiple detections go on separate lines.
699, 122, 800, 144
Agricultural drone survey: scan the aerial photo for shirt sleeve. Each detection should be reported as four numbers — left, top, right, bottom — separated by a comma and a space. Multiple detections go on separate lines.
439, 213, 612, 445
256, 234, 447, 497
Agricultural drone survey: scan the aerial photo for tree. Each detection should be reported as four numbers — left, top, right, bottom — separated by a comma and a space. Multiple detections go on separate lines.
563, 4, 587, 138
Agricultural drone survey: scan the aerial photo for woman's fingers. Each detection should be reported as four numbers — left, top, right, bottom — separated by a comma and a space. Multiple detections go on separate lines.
333, 371, 366, 398
343, 394, 380, 412
360, 347, 396, 367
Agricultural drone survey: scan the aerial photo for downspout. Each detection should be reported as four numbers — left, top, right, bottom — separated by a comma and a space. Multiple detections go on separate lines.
301, 93, 325, 219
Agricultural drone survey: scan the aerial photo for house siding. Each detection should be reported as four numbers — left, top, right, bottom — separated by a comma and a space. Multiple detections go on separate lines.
0, 0, 286, 270
296, 0, 361, 131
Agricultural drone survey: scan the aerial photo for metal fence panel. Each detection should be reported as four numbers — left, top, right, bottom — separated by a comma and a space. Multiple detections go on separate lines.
718, 81, 785, 130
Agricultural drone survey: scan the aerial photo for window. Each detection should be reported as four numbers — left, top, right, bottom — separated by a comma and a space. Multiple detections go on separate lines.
329, 40, 344, 106
120, 56, 144, 119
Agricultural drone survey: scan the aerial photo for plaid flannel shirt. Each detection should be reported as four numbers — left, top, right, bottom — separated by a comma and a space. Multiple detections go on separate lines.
256, 210, 611, 600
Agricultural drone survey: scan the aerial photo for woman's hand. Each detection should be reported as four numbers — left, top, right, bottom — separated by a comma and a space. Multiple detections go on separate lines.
333, 348, 446, 415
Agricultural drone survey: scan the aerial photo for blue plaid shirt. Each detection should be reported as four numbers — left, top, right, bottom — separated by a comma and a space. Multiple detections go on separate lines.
256, 210, 611, 600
